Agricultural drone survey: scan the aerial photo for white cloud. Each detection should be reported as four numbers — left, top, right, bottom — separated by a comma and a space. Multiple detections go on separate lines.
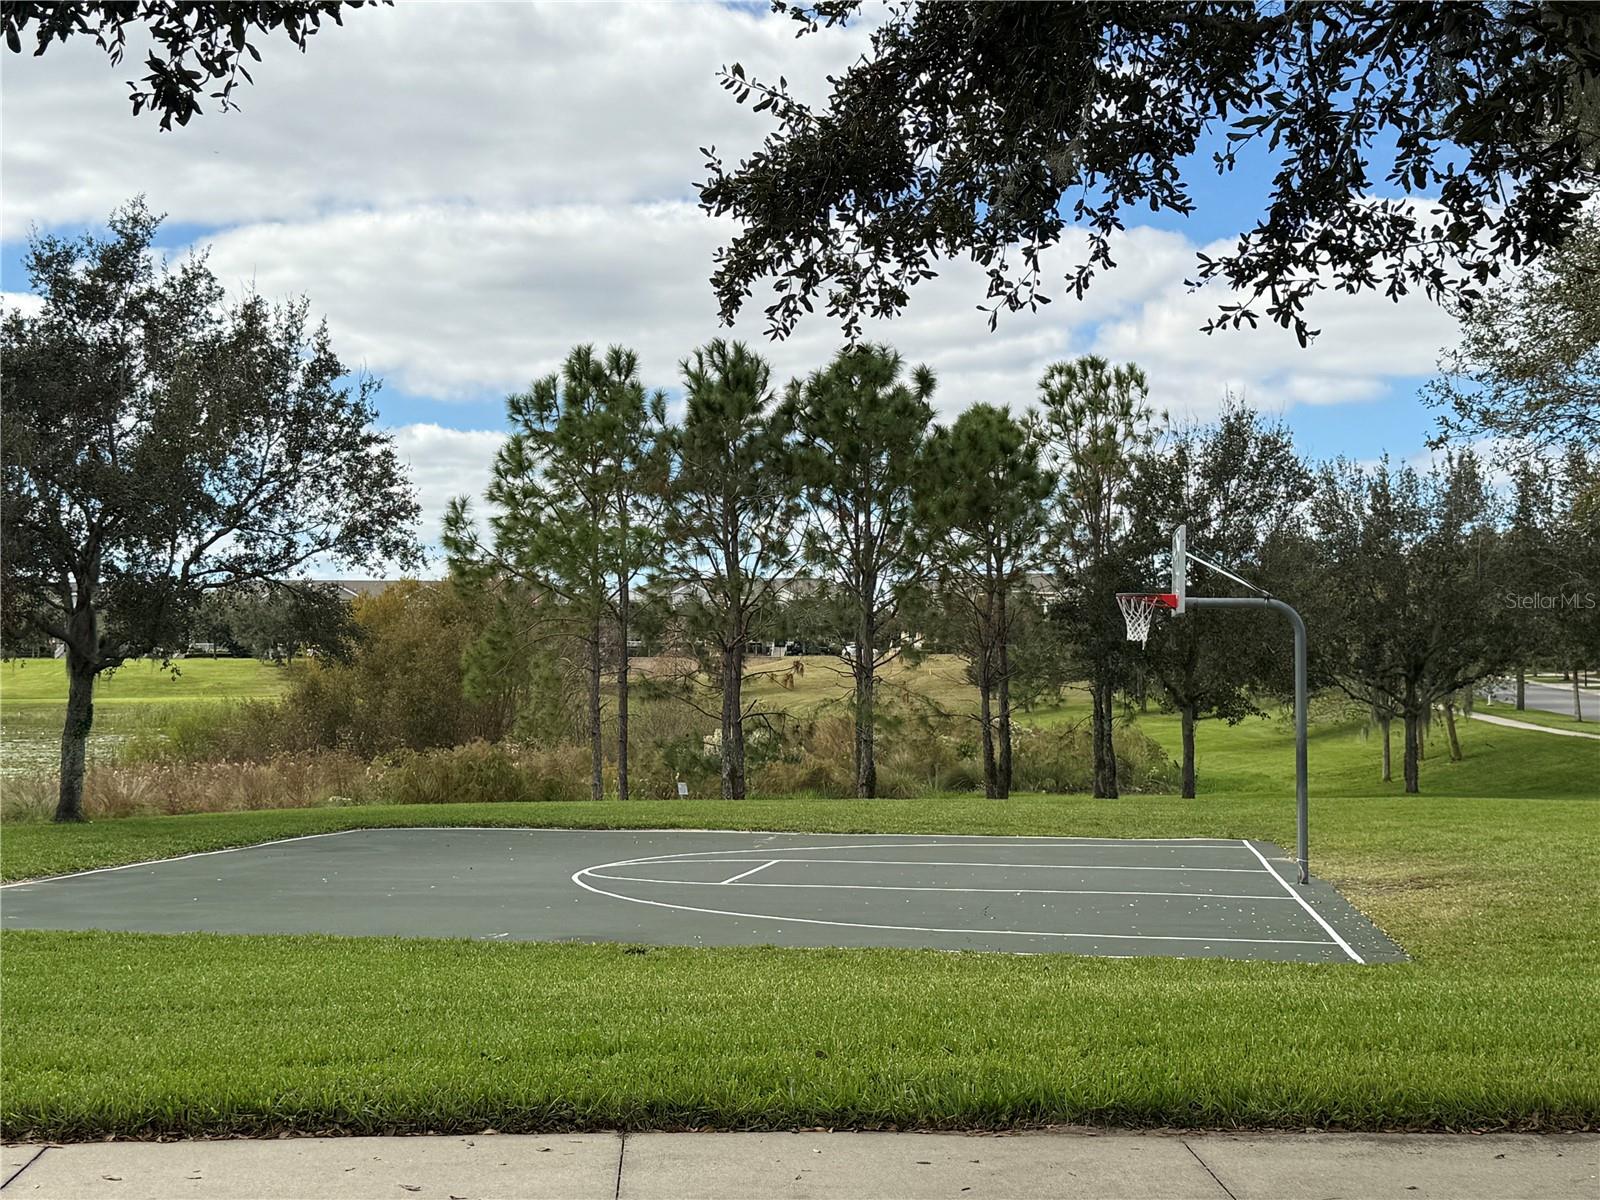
1, 2, 1464, 463
1, 292, 44, 318
1090, 238, 1459, 418
0, 2, 868, 238
387, 422, 504, 557
189, 203, 1455, 431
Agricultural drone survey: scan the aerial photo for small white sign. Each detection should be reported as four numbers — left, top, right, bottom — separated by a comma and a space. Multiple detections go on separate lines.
676, 781, 689, 798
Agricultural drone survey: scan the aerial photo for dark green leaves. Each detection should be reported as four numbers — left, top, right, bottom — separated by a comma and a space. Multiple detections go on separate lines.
702, 4, 1600, 346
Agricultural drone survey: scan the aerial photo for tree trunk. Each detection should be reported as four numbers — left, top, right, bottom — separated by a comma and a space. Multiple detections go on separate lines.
1180, 703, 1196, 799
1515, 664, 1525, 710
55, 648, 97, 823
854, 606, 876, 798
1378, 712, 1392, 782
587, 626, 604, 801
996, 589, 1012, 798
720, 646, 746, 800
1574, 660, 1584, 722
1092, 675, 1119, 798
616, 585, 630, 802
1444, 697, 1463, 761
978, 677, 998, 799
1402, 709, 1420, 794
1401, 678, 1421, 793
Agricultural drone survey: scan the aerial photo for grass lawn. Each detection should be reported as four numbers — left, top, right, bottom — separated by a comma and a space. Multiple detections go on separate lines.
0, 656, 289, 705
2, 714, 1596, 1139
0, 658, 290, 779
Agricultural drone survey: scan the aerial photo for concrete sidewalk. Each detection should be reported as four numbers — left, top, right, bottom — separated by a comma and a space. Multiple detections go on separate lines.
4, 1130, 1596, 1199
1467, 710, 1600, 739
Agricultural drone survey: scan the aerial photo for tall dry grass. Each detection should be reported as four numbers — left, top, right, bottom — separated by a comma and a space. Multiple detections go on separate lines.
1, 753, 374, 822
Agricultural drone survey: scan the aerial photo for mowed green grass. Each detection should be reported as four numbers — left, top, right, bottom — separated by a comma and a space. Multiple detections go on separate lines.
3, 715, 1597, 1138
0, 656, 289, 705
0, 657, 290, 777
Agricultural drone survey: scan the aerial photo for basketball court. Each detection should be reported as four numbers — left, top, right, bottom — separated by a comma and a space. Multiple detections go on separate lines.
0, 827, 1406, 963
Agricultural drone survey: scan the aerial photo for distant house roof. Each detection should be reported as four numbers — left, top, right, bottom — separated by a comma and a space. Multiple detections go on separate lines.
1025, 572, 1062, 596
312, 579, 411, 601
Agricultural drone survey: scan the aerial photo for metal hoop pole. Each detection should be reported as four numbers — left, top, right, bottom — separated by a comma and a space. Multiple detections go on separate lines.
1186, 596, 1310, 885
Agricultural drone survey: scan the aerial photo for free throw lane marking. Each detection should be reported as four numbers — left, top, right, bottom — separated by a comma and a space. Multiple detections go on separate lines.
589, 875, 1298, 902
612, 856, 1269, 874
718, 860, 780, 885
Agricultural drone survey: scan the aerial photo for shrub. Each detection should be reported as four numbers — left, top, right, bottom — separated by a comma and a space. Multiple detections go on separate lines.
1012, 722, 1179, 794
371, 742, 590, 806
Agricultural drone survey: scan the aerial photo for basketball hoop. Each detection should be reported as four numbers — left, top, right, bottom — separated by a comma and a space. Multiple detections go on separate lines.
1117, 593, 1178, 645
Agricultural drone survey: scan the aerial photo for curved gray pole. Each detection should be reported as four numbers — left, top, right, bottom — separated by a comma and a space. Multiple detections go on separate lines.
1186, 596, 1310, 885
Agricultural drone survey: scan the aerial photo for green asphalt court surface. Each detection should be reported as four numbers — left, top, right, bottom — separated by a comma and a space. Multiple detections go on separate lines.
0, 827, 1404, 964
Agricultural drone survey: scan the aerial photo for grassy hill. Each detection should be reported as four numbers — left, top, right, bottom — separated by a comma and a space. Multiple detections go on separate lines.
0, 657, 291, 778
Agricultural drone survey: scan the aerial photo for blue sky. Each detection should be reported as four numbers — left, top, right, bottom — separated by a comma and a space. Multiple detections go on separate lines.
2, 2, 1457, 545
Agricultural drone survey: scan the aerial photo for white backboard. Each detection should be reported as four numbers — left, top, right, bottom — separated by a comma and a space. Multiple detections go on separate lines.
1173, 524, 1187, 613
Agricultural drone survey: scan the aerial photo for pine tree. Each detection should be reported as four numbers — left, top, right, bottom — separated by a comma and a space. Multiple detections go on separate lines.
918, 405, 1054, 798
778, 345, 935, 798
443, 345, 664, 800
1037, 357, 1156, 799
657, 341, 802, 799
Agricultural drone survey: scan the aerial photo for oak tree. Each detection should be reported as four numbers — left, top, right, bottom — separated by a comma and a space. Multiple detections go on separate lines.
702, 3, 1600, 346
0, 200, 420, 821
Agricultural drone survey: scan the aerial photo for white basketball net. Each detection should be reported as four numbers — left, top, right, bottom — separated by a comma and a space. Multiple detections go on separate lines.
1117, 594, 1164, 646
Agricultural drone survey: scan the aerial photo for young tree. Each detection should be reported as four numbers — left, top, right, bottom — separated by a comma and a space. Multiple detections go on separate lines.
1135, 403, 1311, 797
451, 573, 575, 749
1549, 449, 1600, 718
703, 6, 1598, 346
595, 349, 669, 802
918, 404, 1054, 798
1498, 460, 1562, 710
656, 340, 802, 799
443, 345, 664, 801
1037, 356, 1155, 798
0, 200, 420, 821
1305, 460, 1410, 782
1310, 454, 1506, 793
778, 344, 935, 798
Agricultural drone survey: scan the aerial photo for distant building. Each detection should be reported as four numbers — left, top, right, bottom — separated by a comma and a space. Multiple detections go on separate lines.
313, 579, 413, 602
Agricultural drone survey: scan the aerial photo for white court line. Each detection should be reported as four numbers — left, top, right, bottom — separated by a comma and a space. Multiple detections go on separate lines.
2, 829, 1252, 889
571, 861, 1336, 950
659, 840, 1256, 853
1241, 840, 1364, 964
606, 856, 1269, 875
0, 829, 366, 890
718, 860, 780, 885
589, 874, 1296, 902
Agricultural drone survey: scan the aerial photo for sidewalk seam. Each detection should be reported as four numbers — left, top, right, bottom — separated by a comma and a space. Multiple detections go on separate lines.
614, 1130, 627, 1200
1181, 1140, 1237, 1200
1, 1146, 50, 1191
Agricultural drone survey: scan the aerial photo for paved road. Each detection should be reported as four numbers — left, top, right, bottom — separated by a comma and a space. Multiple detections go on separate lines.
1485, 678, 1599, 722
4, 1131, 1596, 1199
